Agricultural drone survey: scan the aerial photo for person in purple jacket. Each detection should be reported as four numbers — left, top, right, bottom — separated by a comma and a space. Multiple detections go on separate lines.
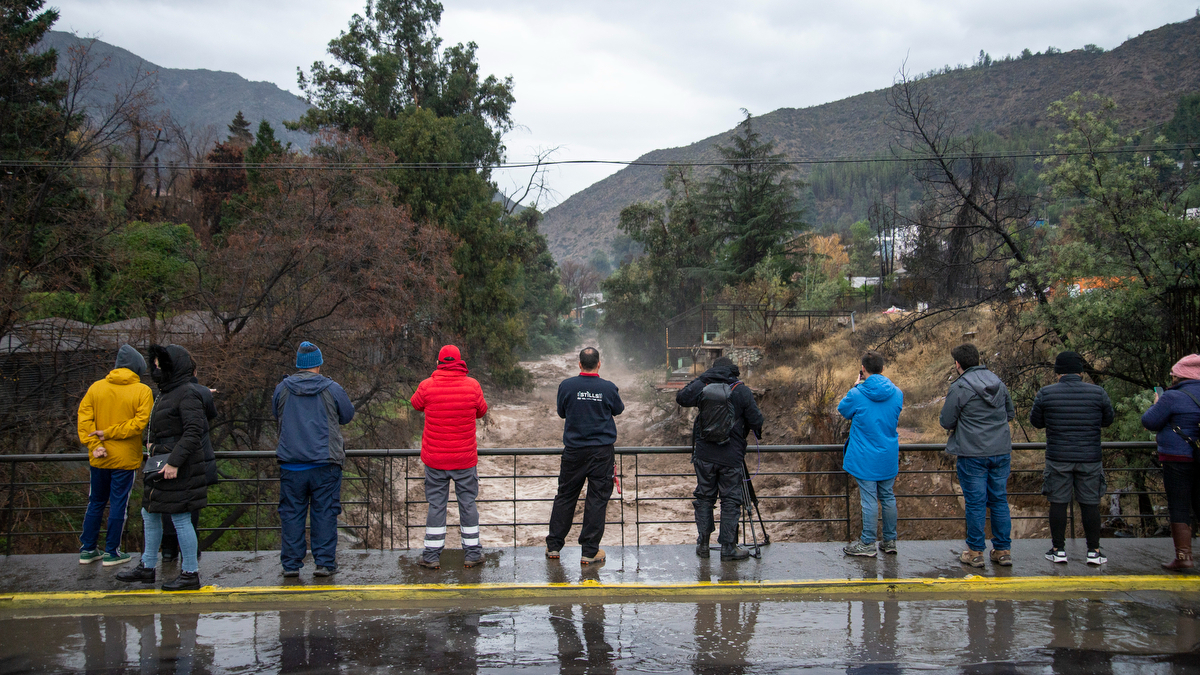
273, 342, 355, 578
838, 350, 904, 557
1142, 353, 1200, 571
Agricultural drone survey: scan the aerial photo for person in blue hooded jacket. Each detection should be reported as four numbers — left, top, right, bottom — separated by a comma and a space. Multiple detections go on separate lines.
838, 350, 904, 557
272, 342, 355, 577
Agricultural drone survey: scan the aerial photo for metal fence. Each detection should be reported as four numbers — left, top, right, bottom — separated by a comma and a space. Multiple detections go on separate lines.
0, 442, 1165, 555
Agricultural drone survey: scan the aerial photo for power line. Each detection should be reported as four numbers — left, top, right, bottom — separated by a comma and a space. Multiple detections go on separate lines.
2, 143, 1197, 171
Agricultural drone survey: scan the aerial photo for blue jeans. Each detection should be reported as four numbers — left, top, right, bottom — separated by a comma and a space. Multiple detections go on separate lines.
956, 455, 1012, 552
279, 464, 342, 570
856, 476, 897, 544
80, 467, 136, 555
142, 510, 198, 572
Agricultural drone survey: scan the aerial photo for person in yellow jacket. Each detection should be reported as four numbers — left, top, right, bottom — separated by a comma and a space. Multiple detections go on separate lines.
76, 345, 154, 566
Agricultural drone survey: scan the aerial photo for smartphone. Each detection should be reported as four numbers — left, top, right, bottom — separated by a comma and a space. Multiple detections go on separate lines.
1154, 386, 1164, 395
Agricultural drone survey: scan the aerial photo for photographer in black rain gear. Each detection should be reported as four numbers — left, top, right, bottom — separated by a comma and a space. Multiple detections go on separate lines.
677, 357, 764, 561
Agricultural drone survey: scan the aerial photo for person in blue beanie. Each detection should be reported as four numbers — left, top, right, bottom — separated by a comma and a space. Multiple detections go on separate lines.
838, 350, 904, 557
273, 341, 355, 578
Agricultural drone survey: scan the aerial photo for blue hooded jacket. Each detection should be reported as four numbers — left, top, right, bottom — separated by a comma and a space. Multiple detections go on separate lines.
272, 372, 355, 467
837, 374, 904, 481
1142, 378, 1200, 460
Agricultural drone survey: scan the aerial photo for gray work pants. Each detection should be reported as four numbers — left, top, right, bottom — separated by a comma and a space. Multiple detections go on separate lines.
423, 466, 481, 556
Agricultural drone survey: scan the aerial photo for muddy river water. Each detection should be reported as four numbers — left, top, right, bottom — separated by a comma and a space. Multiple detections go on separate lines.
2, 594, 1198, 673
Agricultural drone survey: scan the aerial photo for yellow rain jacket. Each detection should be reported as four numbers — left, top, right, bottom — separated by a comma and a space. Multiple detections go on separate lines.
77, 368, 154, 470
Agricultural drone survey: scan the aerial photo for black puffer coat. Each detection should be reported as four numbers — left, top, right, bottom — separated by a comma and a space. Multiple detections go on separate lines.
1029, 374, 1115, 463
143, 345, 215, 514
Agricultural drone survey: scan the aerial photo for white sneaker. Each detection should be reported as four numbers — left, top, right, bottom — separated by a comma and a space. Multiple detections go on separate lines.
1045, 547, 1067, 564
1086, 550, 1107, 565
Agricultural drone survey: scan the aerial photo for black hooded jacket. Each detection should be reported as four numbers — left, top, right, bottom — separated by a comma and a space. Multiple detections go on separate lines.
677, 362, 764, 467
143, 345, 215, 514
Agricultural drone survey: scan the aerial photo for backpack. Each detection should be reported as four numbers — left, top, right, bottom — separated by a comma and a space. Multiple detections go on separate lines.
698, 382, 741, 444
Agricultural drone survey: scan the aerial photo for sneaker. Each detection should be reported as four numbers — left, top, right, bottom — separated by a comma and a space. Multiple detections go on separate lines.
1045, 547, 1068, 564
115, 562, 155, 583
282, 568, 300, 578
843, 540, 877, 557
990, 549, 1012, 567
545, 547, 561, 559
581, 549, 606, 565
958, 550, 985, 568
1086, 550, 1107, 566
79, 549, 102, 564
162, 571, 200, 591
879, 540, 898, 555
314, 566, 337, 577
464, 550, 485, 568
102, 551, 131, 567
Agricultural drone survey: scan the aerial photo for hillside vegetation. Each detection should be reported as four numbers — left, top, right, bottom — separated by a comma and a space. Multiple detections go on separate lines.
39, 31, 314, 149
542, 15, 1200, 261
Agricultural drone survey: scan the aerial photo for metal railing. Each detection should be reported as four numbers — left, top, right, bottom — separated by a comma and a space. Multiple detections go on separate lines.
0, 442, 1164, 555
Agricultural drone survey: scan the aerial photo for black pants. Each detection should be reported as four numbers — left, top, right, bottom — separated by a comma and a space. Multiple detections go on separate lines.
1163, 461, 1200, 525
546, 445, 614, 557
693, 458, 745, 547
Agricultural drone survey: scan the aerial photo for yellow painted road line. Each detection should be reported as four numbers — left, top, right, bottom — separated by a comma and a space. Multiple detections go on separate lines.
1, 575, 1198, 609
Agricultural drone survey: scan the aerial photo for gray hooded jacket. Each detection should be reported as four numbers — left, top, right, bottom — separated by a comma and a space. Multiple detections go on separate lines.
939, 365, 1015, 457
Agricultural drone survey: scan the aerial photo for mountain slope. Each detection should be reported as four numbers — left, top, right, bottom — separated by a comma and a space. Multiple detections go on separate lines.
39, 31, 313, 149
541, 16, 1200, 261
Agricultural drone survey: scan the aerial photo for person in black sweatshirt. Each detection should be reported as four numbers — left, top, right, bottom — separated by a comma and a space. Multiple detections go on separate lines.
546, 347, 624, 565
677, 357, 764, 561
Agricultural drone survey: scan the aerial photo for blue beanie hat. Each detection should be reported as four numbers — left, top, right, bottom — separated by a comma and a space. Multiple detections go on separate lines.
296, 341, 323, 369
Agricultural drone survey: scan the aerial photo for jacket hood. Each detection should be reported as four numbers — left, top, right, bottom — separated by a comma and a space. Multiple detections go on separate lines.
959, 366, 1007, 408
283, 371, 335, 396
700, 363, 739, 385
1170, 379, 1200, 394
105, 368, 143, 385
435, 360, 470, 375
114, 344, 147, 378
858, 374, 899, 402
149, 344, 196, 393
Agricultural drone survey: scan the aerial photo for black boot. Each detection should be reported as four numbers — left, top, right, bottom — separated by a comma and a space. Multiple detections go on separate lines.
115, 562, 155, 583
696, 535, 711, 558
162, 571, 200, 591
721, 544, 751, 561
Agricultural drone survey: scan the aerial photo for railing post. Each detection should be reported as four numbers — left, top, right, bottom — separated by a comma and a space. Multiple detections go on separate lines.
634, 453, 640, 549
5, 459, 15, 556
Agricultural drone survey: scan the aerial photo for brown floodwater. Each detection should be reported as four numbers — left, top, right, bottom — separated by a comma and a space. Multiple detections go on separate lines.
1, 594, 1198, 673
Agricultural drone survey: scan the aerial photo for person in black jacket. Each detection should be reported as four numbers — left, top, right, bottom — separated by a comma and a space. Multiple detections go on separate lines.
116, 345, 216, 591
546, 347, 624, 565
1030, 351, 1115, 565
677, 357, 764, 561
161, 374, 218, 563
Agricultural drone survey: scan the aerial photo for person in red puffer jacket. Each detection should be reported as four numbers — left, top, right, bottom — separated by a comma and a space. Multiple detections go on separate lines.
410, 345, 489, 569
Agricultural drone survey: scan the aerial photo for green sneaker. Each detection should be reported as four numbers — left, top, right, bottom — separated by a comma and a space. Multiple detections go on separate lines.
102, 551, 132, 567
79, 549, 102, 564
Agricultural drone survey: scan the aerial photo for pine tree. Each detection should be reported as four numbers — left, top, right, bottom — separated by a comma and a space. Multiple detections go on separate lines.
700, 113, 808, 284
227, 111, 253, 144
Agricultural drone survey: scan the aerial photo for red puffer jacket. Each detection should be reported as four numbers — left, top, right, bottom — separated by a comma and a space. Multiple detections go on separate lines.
410, 362, 488, 470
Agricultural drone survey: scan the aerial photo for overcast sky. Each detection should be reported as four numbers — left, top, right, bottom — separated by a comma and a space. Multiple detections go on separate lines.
49, 0, 1199, 205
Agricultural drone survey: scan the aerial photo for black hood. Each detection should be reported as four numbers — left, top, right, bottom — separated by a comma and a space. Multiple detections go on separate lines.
149, 344, 196, 393
114, 344, 147, 378
701, 362, 740, 384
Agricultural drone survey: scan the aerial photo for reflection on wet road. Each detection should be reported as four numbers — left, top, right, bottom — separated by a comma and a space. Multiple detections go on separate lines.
1, 594, 1198, 673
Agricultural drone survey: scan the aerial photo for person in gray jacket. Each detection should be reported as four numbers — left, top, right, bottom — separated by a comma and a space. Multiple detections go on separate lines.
939, 343, 1015, 568
1030, 350, 1114, 566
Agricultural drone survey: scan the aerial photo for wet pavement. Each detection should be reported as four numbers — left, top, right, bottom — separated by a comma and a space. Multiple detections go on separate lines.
0, 594, 1197, 672
1, 538, 1196, 596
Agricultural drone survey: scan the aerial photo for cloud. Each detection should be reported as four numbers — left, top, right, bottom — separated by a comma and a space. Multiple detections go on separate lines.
49, 0, 1199, 203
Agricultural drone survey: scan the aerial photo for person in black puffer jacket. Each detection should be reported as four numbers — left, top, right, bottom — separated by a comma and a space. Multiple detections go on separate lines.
676, 357, 764, 562
115, 345, 215, 591
1029, 351, 1115, 565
